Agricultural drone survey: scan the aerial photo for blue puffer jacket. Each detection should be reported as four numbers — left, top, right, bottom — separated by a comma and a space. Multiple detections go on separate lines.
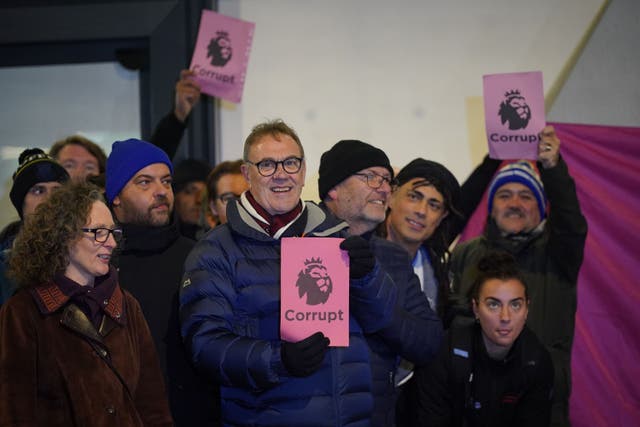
365, 236, 444, 427
180, 200, 399, 426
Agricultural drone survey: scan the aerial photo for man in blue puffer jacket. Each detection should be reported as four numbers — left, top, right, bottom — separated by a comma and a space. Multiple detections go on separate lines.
180, 120, 404, 426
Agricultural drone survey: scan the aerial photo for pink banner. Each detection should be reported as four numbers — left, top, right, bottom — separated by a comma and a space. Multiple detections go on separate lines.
280, 237, 349, 347
189, 10, 255, 103
459, 122, 640, 426
483, 71, 545, 160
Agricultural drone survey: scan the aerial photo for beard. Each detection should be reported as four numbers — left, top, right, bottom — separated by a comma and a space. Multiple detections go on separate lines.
120, 196, 172, 227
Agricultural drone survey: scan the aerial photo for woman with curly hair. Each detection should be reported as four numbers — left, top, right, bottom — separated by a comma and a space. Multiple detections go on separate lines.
0, 181, 173, 426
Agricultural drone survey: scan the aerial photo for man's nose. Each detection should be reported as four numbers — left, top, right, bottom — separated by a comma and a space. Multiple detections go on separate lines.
414, 201, 428, 217
153, 181, 169, 196
377, 180, 392, 195
506, 195, 521, 207
272, 163, 288, 179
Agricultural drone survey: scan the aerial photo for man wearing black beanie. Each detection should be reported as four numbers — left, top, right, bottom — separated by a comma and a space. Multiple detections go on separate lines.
1, 148, 69, 250
1, 148, 70, 305
317, 140, 443, 427
318, 140, 395, 236
172, 158, 212, 240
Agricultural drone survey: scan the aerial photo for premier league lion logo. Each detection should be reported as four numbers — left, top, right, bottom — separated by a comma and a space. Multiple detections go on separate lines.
207, 31, 233, 67
498, 89, 531, 130
296, 258, 333, 305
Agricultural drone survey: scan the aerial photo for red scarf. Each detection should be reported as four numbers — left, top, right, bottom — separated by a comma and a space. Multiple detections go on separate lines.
245, 191, 303, 236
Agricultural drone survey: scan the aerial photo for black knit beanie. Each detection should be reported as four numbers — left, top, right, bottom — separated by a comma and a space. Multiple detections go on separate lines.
318, 140, 393, 200
10, 148, 70, 218
172, 159, 212, 193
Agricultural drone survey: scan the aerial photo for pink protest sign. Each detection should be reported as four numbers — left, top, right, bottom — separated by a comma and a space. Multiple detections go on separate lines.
483, 71, 545, 160
189, 10, 255, 103
280, 237, 349, 347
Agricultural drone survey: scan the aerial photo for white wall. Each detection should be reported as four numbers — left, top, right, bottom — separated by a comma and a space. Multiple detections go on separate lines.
548, 0, 640, 126
217, 0, 607, 201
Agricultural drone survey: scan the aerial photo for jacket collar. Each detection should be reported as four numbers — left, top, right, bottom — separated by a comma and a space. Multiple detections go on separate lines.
228, 199, 349, 241
30, 266, 125, 327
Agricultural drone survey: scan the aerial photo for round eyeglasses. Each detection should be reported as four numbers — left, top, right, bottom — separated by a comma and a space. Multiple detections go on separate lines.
353, 172, 394, 189
245, 156, 303, 177
82, 227, 123, 243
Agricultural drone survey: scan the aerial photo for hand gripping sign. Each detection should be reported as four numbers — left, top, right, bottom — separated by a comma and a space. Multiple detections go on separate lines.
280, 237, 349, 347
190, 9, 255, 103
483, 71, 545, 160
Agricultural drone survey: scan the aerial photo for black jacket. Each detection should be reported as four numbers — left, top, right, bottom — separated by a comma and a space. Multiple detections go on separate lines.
113, 218, 220, 426
416, 322, 554, 427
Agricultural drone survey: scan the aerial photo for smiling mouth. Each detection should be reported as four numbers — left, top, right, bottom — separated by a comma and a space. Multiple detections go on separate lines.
368, 199, 386, 208
406, 218, 425, 230
271, 186, 292, 193
504, 211, 524, 218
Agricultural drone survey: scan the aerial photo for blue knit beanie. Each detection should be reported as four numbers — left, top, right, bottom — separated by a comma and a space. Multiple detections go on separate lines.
487, 160, 546, 220
106, 139, 173, 204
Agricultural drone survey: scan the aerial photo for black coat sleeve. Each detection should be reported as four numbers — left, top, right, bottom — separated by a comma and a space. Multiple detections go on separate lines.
149, 112, 187, 160
539, 156, 588, 284
415, 336, 454, 427
448, 155, 502, 244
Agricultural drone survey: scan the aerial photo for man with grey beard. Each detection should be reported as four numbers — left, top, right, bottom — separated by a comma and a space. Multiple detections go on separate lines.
107, 138, 220, 426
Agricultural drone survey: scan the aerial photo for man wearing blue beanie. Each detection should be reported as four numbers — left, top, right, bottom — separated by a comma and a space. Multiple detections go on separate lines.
107, 138, 218, 426
448, 125, 588, 427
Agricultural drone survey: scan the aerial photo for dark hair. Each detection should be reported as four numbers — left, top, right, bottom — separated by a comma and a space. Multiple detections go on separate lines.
8, 182, 106, 288
408, 177, 463, 261
243, 119, 304, 161
469, 252, 529, 303
49, 135, 107, 174
206, 159, 243, 202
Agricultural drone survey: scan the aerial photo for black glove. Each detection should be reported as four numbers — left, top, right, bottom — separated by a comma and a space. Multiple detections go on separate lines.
281, 332, 330, 377
340, 236, 375, 279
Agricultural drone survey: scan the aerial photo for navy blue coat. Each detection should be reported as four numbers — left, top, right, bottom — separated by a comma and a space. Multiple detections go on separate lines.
181, 200, 402, 426
365, 236, 443, 426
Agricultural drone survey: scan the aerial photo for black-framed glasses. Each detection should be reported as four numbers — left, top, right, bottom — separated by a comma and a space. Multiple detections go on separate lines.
353, 172, 394, 189
245, 156, 303, 177
218, 193, 241, 205
82, 227, 123, 243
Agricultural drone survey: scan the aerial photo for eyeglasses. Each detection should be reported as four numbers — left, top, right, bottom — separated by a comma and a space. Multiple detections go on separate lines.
82, 227, 123, 243
245, 156, 303, 177
218, 193, 241, 205
353, 172, 394, 189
